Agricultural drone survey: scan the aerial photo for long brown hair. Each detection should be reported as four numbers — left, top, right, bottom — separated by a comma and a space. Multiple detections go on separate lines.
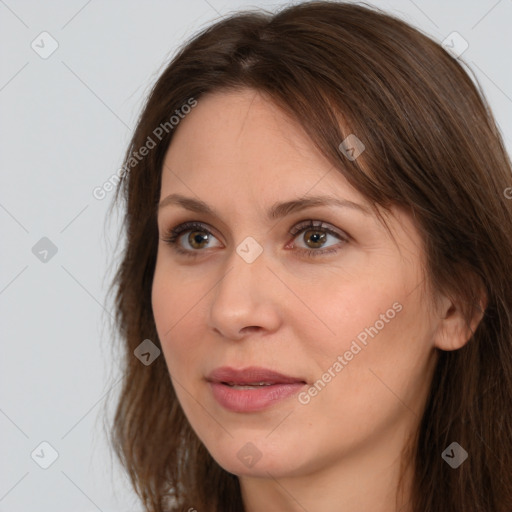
105, 2, 512, 510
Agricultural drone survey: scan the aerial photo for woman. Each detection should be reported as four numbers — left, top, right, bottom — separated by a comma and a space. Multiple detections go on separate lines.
108, 1, 512, 511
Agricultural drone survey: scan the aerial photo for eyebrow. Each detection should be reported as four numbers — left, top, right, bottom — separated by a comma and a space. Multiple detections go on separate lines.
158, 193, 372, 220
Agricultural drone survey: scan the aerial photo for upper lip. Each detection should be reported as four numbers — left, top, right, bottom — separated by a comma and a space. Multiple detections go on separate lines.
206, 366, 307, 385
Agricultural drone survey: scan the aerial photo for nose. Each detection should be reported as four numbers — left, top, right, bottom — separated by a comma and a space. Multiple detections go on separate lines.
207, 244, 282, 341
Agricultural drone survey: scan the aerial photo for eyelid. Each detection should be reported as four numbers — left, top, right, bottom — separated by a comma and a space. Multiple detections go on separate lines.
288, 219, 349, 241
161, 221, 223, 245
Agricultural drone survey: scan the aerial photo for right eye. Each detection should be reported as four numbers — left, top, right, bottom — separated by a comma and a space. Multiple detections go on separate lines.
161, 221, 223, 256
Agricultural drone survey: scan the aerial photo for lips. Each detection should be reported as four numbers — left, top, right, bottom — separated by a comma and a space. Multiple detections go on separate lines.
206, 366, 307, 412
207, 366, 306, 386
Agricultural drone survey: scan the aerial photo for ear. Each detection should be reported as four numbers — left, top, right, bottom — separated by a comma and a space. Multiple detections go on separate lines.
433, 293, 487, 351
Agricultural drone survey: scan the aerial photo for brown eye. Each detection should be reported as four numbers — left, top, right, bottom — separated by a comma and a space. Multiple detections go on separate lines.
303, 229, 327, 249
162, 221, 222, 254
188, 231, 210, 249
289, 220, 348, 257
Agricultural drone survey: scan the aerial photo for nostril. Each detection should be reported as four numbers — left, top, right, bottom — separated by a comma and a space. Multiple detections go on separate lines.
240, 326, 261, 334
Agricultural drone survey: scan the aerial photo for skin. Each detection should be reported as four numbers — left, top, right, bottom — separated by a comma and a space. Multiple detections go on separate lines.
152, 88, 474, 512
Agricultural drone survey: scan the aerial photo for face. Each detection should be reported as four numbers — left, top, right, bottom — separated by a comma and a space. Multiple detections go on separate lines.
152, 88, 442, 481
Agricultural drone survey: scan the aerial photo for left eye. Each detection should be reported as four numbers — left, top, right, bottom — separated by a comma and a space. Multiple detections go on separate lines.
288, 221, 347, 254
292, 227, 341, 250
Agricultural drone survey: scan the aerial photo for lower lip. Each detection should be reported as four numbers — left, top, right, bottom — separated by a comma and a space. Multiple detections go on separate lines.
209, 382, 306, 412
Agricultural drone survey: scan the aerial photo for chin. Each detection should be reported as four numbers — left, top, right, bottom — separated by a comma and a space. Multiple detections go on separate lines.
206, 438, 310, 479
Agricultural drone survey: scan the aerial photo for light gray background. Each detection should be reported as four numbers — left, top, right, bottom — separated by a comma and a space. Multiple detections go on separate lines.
1, 1, 511, 511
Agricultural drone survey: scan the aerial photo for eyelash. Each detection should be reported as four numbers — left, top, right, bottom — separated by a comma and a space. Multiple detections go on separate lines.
161, 220, 348, 259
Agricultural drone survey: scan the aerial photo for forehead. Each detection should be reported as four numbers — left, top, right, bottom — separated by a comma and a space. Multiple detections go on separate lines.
167, 89, 318, 161
160, 88, 364, 201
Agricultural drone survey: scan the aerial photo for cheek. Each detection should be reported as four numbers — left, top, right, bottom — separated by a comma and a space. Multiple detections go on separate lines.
151, 267, 214, 444
307, 269, 431, 384
311, 285, 435, 423
151, 261, 209, 372
152, 255, 197, 331
151, 262, 184, 356
303, 275, 405, 349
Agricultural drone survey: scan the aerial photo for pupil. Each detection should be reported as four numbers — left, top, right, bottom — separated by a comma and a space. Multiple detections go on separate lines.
306, 230, 326, 248
189, 231, 208, 248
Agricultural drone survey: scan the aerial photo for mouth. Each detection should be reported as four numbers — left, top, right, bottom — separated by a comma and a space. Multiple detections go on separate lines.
222, 382, 288, 389
206, 366, 307, 412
